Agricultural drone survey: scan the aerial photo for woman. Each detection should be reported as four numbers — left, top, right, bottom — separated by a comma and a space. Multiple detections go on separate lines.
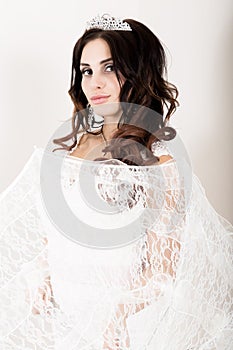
0, 15, 232, 350
53, 15, 178, 165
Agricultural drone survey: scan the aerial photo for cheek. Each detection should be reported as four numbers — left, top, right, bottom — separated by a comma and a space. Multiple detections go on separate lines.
81, 79, 85, 91
116, 85, 121, 100
112, 79, 121, 97
116, 74, 125, 96
81, 79, 88, 97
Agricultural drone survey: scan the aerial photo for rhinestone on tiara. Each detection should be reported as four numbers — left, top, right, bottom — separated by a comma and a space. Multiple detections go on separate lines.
86, 14, 132, 31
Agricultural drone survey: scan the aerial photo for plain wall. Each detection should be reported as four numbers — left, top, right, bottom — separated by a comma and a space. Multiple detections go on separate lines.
0, 0, 232, 222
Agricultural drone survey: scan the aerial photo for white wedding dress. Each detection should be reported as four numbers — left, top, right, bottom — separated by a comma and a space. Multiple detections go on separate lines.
0, 134, 232, 349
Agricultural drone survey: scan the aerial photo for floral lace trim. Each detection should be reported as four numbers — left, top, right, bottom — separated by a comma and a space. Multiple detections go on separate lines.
151, 141, 171, 157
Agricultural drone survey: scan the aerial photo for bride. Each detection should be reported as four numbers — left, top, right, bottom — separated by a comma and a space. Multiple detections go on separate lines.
0, 14, 232, 350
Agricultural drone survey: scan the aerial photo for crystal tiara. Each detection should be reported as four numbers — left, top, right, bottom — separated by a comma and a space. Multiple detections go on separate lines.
86, 14, 132, 31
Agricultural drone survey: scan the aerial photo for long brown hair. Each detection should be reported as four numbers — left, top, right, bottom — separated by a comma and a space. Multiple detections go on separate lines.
53, 18, 179, 165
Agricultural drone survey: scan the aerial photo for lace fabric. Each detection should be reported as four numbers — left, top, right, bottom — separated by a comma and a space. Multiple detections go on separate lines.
0, 145, 232, 349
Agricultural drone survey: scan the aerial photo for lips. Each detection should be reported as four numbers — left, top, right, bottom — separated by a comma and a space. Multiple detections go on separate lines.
90, 95, 110, 104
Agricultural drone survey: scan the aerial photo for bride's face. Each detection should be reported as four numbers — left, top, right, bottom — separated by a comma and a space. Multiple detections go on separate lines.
80, 38, 123, 116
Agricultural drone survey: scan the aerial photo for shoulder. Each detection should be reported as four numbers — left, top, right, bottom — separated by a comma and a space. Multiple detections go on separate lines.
157, 154, 173, 164
77, 131, 89, 146
69, 131, 101, 158
151, 140, 173, 164
76, 131, 101, 147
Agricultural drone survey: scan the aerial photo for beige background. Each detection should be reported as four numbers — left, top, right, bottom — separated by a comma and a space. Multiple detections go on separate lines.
0, 0, 232, 223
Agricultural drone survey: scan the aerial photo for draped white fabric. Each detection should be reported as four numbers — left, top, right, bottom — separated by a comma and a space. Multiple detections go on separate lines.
0, 142, 232, 349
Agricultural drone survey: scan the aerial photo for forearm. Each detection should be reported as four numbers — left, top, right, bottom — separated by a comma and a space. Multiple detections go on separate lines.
103, 303, 130, 349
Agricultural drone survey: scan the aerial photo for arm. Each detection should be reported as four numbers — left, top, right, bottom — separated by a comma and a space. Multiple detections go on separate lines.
0, 149, 56, 347
102, 155, 184, 349
30, 238, 56, 316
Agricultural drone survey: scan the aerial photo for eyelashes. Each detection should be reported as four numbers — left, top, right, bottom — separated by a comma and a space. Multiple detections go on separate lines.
81, 68, 92, 75
105, 64, 115, 72
80, 64, 115, 76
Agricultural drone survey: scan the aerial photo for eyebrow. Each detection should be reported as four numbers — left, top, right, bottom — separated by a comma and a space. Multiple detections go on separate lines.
80, 57, 113, 66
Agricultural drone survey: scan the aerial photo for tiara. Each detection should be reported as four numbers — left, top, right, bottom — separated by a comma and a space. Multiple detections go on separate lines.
86, 14, 132, 31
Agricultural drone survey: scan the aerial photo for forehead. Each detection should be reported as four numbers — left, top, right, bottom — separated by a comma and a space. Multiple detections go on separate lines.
80, 38, 111, 63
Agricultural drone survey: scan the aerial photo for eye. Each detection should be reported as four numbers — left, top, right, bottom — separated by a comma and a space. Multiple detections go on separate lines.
105, 64, 114, 72
81, 68, 92, 76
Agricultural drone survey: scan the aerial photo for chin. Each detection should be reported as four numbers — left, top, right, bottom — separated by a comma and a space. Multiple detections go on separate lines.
92, 102, 121, 118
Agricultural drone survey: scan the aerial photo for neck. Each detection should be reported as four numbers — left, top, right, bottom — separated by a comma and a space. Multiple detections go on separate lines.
101, 122, 118, 141
92, 102, 122, 140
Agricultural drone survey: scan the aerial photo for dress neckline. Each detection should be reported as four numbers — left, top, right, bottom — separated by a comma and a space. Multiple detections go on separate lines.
63, 150, 175, 168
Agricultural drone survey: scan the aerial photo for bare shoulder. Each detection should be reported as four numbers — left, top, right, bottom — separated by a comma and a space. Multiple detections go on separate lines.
69, 132, 101, 158
77, 132, 101, 146
69, 133, 89, 158
77, 132, 89, 146
157, 154, 173, 164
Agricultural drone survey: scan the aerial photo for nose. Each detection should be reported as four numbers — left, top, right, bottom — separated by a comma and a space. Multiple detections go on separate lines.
90, 72, 106, 89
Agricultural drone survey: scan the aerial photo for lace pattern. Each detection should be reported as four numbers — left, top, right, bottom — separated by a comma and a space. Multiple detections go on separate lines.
0, 147, 232, 349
